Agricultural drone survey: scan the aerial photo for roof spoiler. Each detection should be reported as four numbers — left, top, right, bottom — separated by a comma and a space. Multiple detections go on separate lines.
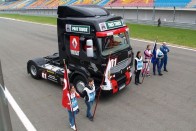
57, 5, 110, 18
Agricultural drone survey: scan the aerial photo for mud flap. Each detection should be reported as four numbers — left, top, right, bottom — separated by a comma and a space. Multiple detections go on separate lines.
111, 79, 118, 94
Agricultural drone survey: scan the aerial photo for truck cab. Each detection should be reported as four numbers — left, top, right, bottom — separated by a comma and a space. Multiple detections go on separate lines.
27, 5, 134, 94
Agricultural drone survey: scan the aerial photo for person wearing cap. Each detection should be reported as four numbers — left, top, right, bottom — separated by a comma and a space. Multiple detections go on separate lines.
160, 42, 170, 72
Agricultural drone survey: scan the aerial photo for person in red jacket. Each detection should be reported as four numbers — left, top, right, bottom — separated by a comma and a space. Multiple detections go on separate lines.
62, 84, 80, 130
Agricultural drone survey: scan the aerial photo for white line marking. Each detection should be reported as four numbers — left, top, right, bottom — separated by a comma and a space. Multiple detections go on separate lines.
131, 38, 196, 52
0, 17, 56, 27
0, 17, 196, 52
4, 87, 37, 131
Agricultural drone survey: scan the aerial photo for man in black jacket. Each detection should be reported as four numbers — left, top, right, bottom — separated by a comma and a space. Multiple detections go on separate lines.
81, 78, 95, 121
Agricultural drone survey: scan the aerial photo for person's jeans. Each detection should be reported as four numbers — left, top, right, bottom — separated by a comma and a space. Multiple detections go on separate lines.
160, 55, 168, 70
153, 59, 161, 74
68, 110, 76, 127
85, 101, 94, 118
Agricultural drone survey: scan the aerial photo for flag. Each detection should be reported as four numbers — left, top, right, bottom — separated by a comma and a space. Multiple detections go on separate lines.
151, 41, 157, 64
104, 58, 112, 88
62, 63, 70, 108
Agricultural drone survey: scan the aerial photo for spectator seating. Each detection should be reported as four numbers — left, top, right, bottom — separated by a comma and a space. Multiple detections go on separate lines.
0, 0, 196, 9
155, 0, 191, 7
107, 0, 153, 7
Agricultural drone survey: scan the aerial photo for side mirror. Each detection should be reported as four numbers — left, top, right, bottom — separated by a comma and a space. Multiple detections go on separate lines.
86, 39, 94, 57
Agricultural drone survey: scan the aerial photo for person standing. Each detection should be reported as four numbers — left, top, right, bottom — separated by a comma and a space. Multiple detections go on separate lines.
63, 84, 80, 130
142, 45, 153, 77
81, 78, 96, 121
153, 48, 164, 76
160, 42, 170, 72
135, 51, 143, 85
151, 43, 164, 76
158, 18, 161, 27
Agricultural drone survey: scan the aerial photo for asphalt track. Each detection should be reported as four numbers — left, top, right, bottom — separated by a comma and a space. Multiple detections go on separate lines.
0, 18, 196, 131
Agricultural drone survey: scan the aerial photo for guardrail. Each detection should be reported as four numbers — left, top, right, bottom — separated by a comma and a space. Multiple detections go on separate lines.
0, 60, 12, 131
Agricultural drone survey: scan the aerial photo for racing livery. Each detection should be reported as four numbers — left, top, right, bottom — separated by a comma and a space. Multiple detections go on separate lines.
27, 5, 134, 94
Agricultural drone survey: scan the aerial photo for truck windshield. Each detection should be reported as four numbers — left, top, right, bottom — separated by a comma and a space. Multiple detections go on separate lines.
98, 32, 130, 56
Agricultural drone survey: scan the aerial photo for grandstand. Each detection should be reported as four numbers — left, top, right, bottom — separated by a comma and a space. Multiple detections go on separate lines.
0, 0, 196, 9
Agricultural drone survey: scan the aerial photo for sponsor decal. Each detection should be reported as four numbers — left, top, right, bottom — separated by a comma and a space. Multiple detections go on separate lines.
70, 36, 80, 56
99, 20, 124, 31
66, 24, 90, 34
48, 75, 58, 82
47, 70, 55, 74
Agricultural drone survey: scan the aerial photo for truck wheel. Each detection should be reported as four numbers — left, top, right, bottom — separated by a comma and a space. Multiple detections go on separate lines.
29, 62, 41, 79
73, 76, 87, 94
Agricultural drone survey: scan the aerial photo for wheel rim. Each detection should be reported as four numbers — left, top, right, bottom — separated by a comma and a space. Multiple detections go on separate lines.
30, 65, 37, 76
76, 81, 85, 94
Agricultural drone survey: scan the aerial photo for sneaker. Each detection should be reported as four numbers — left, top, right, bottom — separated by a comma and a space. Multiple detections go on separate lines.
146, 74, 150, 77
135, 83, 138, 85
138, 82, 142, 84
71, 125, 76, 130
89, 116, 94, 121
159, 73, 163, 76
164, 69, 168, 72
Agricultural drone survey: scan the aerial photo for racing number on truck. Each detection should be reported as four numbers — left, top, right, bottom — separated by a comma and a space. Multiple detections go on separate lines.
110, 58, 117, 67
42, 71, 47, 79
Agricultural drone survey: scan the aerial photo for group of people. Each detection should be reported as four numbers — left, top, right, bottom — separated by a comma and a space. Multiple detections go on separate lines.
134, 42, 170, 85
62, 78, 96, 130
62, 42, 170, 130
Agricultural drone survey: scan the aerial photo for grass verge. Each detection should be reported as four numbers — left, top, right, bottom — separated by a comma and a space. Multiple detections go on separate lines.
127, 23, 196, 48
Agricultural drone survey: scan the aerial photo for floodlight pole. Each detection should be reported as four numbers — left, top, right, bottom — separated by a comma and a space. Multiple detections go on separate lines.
173, 6, 176, 22
152, 6, 155, 24
137, 6, 139, 22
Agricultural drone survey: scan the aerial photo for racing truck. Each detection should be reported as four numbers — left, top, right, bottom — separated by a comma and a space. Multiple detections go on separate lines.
27, 5, 134, 94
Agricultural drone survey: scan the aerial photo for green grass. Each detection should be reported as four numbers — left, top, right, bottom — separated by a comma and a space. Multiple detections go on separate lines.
0, 14, 57, 25
127, 23, 196, 48
0, 13, 196, 48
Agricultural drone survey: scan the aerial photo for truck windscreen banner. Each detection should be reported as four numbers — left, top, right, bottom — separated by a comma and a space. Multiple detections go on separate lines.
99, 20, 124, 31
66, 24, 90, 34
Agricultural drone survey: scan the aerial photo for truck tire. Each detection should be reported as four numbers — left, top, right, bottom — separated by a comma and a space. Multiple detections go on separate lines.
73, 75, 87, 94
28, 62, 41, 79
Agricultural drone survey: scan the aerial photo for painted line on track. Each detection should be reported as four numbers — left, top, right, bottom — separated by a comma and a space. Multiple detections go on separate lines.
0, 17, 56, 27
131, 38, 196, 52
0, 17, 196, 52
4, 87, 37, 131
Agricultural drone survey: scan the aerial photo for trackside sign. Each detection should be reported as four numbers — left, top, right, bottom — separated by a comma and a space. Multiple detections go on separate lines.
66, 24, 90, 34
99, 20, 124, 31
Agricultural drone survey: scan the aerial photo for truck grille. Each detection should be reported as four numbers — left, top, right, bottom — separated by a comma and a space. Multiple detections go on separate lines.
110, 58, 131, 74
